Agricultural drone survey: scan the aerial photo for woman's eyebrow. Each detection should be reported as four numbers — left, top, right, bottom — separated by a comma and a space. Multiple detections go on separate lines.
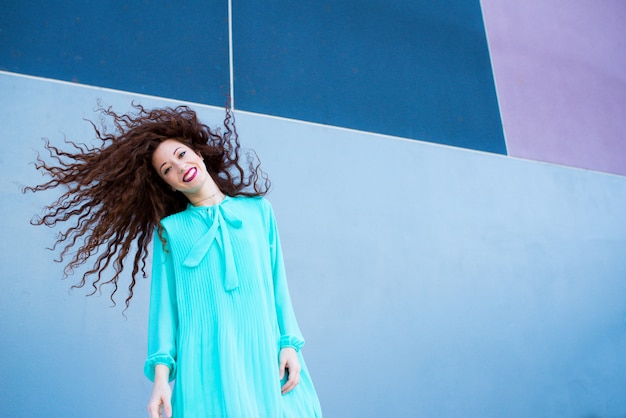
158, 147, 184, 172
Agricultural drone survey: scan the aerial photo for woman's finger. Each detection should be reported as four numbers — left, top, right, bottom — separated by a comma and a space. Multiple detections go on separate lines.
147, 401, 161, 418
281, 367, 301, 394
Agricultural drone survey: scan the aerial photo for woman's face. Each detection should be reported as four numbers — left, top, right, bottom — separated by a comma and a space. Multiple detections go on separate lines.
151, 139, 211, 194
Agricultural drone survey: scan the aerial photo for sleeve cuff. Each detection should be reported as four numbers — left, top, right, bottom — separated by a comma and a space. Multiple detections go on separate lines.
144, 354, 177, 382
279, 335, 305, 352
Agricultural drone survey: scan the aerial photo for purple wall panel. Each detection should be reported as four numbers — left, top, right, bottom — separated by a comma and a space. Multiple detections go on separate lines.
481, 1, 626, 176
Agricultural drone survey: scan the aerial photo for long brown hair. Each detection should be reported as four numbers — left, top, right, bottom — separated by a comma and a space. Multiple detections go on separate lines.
24, 103, 270, 309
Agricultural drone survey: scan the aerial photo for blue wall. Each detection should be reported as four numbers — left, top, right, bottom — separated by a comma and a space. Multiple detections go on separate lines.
1, 72, 626, 417
0, 0, 505, 154
0, 0, 230, 105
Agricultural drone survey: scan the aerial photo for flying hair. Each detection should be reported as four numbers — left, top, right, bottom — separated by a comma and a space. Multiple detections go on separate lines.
23, 103, 270, 310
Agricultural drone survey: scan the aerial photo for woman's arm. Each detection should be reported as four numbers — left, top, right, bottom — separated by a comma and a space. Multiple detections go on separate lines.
144, 229, 179, 381
267, 203, 305, 394
147, 364, 172, 418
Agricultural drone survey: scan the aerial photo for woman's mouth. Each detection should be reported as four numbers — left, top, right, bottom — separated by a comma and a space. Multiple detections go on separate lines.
183, 167, 197, 182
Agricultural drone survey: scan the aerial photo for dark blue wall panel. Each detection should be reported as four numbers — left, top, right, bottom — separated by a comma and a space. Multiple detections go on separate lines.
0, 0, 230, 105
1, 0, 505, 153
233, 0, 506, 153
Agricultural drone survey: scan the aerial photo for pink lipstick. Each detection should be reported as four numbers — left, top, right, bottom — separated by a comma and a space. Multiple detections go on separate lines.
183, 167, 197, 182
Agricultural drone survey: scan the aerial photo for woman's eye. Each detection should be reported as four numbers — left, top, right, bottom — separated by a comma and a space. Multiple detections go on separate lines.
163, 167, 171, 175
179, 151, 186, 158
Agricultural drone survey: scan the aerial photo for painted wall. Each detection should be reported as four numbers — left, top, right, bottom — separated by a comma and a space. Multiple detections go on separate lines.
0, 0, 230, 105
0, 0, 506, 154
1, 1, 625, 417
2, 2, 624, 175
481, 0, 626, 176
2, 73, 626, 417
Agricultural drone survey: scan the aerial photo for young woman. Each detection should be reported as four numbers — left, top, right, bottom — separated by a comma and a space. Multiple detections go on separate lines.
26, 104, 322, 417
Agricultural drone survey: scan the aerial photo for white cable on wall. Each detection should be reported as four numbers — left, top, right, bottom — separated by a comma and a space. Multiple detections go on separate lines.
228, 0, 235, 109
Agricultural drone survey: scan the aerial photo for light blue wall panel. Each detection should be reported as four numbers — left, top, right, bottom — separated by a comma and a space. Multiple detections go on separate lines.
238, 110, 626, 417
1, 72, 626, 417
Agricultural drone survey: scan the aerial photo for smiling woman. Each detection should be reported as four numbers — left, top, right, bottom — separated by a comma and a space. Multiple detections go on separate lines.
24, 104, 267, 307
24, 104, 323, 418
152, 139, 224, 206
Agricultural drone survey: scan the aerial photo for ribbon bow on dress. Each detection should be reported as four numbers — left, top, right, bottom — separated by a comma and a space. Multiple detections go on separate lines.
182, 202, 243, 291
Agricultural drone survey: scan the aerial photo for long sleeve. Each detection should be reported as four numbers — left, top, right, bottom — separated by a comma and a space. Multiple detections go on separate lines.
144, 229, 178, 382
268, 205, 305, 352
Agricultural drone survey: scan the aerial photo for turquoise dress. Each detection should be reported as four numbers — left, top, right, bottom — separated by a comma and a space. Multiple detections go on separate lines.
144, 196, 322, 417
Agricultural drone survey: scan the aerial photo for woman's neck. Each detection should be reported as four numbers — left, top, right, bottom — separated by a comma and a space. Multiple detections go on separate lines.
188, 190, 225, 206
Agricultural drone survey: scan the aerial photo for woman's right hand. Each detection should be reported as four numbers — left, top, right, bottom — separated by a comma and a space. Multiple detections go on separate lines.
147, 365, 172, 418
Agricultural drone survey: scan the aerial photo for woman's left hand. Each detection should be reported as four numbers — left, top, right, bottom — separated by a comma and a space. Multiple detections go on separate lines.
278, 347, 301, 394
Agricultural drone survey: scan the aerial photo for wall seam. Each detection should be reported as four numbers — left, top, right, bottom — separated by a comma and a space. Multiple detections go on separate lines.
228, 0, 235, 109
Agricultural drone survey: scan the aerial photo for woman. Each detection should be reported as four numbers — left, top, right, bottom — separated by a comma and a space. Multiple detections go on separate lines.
26, 104, 322, 417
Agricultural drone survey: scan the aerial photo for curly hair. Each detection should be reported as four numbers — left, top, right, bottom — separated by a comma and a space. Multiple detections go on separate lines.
24, 103, 270, 309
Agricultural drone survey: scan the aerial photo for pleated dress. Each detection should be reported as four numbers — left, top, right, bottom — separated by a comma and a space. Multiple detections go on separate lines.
144, 196, 322, 417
